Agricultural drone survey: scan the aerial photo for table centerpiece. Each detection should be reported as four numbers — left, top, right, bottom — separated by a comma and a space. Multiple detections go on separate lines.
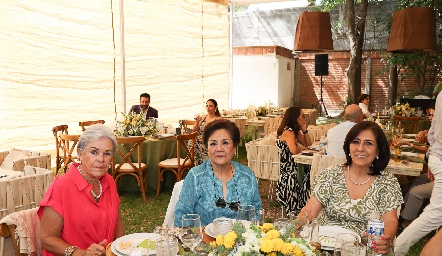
394, 102, 414, 117
114, 112, 157, 136
195, 222, 314, 256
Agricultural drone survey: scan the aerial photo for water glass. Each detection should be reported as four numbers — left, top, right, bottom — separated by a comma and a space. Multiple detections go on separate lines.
237, 205, 256, 226
274, 218, 291, 232
213, 217, 233, 236
180, 214, 203, 252
155, 237, 179, 256
334, 233, 358, 256
293, 211, 310, 238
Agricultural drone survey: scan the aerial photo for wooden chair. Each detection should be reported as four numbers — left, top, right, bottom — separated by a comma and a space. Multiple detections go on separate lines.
157, 132, 197, 196
79, 120, 105, 131
52, 125, 69, 175
59, 134, 80, 174
394, 116, 420, 134
112, 136, 148, 203
0, 207, 40, 256
179, 120, 196, 134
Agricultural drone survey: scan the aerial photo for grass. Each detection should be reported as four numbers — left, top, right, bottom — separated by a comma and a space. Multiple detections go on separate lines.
117, 117, 429, 255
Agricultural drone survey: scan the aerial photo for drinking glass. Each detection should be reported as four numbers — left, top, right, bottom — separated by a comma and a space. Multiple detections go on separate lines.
334, 233, 358, 256
293, 211, 309, 238
274, 218, 291, 232
180, 214, 203, 252
237, 205, 256, 226
156, 237, 179, 256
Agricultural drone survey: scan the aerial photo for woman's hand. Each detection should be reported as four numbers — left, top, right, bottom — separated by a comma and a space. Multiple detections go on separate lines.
372, 234, 392, 255
77, 239, 107, 256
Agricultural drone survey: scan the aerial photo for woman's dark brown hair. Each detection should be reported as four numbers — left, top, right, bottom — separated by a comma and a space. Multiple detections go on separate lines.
277, 107, 302, 136
358, 94, 370, 103
203, 119, 240, 148
343, 121, 390, 175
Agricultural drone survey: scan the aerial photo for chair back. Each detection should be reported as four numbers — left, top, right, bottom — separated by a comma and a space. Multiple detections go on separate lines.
52, 125, 68, 175
394, 116, 420, 134
79, 120, 105, 131
113, 136, 146, 174
0, 207, 40, 256
58, 134, 80, 174
176, 132, 198, 177
112, 136, 148, 202
310, 153, 346, 186
179, 120, 196, 134
163, 180, 184, 227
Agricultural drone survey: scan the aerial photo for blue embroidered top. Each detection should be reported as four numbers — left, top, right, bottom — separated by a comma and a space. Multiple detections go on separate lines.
173, 159, 263, 226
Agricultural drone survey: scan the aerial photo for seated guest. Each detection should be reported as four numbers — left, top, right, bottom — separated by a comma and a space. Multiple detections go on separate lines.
395, 92, 441, 255
174, 119, 262, 226
276, 107, 312, 215
129, 93, 158, 118
38, 124, 124, 256
358, 93, 371, 118
299, 121, 403, 255
326, 104, 364, 156
192, 99, 222, 165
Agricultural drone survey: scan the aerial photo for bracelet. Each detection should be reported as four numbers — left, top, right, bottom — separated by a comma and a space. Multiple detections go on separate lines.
65, 245, 79, 256
302, 130, 308, 135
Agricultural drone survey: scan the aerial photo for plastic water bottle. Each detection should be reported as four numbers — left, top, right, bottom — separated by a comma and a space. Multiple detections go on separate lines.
367, 211, 384, 256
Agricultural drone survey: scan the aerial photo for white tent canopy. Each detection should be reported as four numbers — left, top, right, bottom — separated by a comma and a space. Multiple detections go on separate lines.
0, 0, 229, 152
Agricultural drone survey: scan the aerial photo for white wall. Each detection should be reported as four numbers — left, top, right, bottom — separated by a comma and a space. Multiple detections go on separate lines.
231, 55, 294, 109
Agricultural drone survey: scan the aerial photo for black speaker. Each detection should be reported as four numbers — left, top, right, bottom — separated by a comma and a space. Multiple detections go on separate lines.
315, 54, 329, 76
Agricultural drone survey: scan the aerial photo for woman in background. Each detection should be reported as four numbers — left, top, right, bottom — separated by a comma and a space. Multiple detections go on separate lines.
276, 107, 312, 215
358, 93, 371, 118
192, 99, 222, 165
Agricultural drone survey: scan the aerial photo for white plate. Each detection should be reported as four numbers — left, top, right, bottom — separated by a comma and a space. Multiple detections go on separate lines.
404, 134, 417, 138
111, 233, 161, 256
205, 223, 217, 238
401, 138, 415, 142
401, 152, 418, 157
318, 226, 360, 250
308, 145, 320, 151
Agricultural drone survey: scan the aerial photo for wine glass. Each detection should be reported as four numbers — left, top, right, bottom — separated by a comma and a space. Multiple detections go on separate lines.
292, 211, 309, 238
180, 214, 203, 252
237, 205, 256, 227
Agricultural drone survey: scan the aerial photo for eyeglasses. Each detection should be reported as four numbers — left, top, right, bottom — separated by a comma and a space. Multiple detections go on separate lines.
216, 197, 240, 211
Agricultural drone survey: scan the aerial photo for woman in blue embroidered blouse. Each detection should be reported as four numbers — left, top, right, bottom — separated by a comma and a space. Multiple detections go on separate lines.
174, 119, 262, 226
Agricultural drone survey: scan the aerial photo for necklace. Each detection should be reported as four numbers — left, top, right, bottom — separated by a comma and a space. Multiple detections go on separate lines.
347, 166, 373, 186
212, 163, 234, 183
78, 165, 102, 202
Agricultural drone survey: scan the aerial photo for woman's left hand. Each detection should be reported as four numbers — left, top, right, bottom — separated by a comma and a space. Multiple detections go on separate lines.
82, 239, 107, 256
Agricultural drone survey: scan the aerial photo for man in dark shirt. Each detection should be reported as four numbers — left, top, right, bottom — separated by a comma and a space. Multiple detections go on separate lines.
129, 93, 158, 118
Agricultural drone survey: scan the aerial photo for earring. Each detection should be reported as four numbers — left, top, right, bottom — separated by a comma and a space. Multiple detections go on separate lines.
348, 153, 351, 156
376, 156, 379, 159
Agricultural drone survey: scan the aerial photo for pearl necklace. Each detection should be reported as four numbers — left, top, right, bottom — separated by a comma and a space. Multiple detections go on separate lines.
347, 166, 373, 186
78, 165, 102, 202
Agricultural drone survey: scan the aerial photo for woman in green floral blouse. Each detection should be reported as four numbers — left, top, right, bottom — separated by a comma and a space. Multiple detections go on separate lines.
299, 121, 403, 255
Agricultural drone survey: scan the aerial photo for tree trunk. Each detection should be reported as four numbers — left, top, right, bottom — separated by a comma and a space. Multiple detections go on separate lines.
388, 64, 398, 107
346, 0, 368, 104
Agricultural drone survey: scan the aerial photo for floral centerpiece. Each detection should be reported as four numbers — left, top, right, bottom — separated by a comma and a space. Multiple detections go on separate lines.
394, 102, 413, 117
114, 112, 157, 136
256, 106, 268, 117
197, 222, 314, 256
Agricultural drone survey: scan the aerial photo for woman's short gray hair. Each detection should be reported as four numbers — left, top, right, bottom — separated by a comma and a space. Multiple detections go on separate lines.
77, 124, 117, 153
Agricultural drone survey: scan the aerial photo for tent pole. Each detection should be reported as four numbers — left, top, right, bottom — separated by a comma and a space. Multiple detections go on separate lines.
119, 0, 126, 113
229, 1, 234, 109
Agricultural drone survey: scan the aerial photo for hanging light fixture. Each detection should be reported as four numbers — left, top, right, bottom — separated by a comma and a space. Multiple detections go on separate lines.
387, 6, 437, 53
294, 11, 334, 51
